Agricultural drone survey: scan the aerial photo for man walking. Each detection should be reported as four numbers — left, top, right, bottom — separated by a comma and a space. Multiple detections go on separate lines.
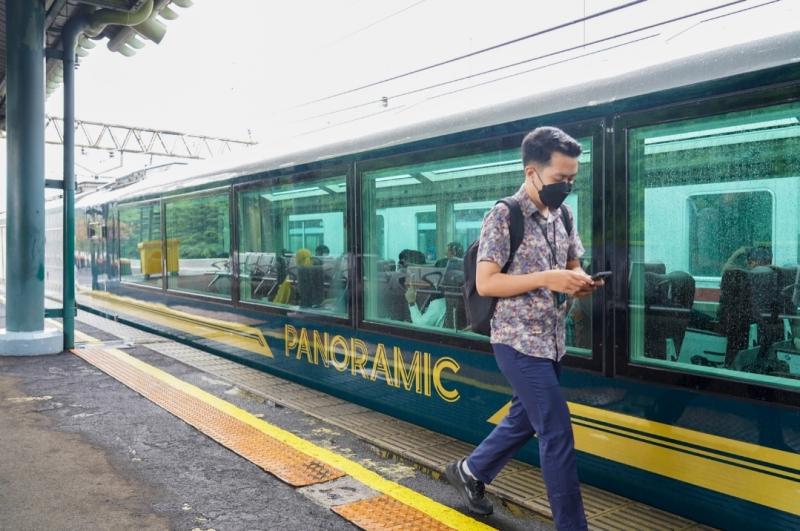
446, 127, 601, 530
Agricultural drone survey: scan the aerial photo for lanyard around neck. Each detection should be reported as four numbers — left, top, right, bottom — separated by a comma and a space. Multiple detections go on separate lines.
535, 217, 559, 269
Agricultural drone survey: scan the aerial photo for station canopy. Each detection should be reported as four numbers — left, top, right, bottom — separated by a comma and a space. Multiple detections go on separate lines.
0, 0, 191, 131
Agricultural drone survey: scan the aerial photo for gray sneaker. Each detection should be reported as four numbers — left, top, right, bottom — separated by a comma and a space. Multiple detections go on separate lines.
445, 458, 493, 516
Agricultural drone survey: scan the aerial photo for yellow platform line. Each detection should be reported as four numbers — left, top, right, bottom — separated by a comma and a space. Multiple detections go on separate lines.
72, 343, 494, 531
76, 346, 345, 487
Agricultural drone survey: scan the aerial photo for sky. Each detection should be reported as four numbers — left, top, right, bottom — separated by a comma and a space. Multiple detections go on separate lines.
1, 0, 798, 208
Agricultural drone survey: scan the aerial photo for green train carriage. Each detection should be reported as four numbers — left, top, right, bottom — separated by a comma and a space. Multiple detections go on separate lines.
15, 30, 800, 529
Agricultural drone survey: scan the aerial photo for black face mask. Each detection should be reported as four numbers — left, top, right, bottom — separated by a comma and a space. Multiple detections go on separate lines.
535, 171, 572, 209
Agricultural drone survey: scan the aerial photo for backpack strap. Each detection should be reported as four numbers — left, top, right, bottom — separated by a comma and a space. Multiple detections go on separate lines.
560, 205, 573, 236
496, 197, 524, 274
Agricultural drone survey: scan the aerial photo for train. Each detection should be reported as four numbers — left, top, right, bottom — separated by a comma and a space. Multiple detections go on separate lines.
3, 26, 800, 530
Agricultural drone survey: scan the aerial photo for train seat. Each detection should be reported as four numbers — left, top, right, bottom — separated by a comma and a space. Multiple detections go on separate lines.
678, 328, 728, 366
775, 266, 800, 308
630, 261, 666, 283
717, 266, 780, 366
376, 270, 411, 322
776, 348, 800, 376
297, 265, 325, 308
438, 260, 466, 330
644, 270, 695, 359
326, 254, 351, 313
439, 258, 464, 288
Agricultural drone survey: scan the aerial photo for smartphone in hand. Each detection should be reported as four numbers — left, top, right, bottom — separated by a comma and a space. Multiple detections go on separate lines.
591, 270, 612, 281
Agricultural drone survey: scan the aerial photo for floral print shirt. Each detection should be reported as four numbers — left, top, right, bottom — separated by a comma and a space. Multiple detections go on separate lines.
477, 185, 585, 361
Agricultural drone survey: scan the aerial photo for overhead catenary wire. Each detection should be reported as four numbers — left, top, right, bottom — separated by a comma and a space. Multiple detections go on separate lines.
411, 0, 765, 108
296, 0, 751, 125
300, 32, 660, 124
325, 0, 428, 46
298, 32, 659, 136
402, 34, 660, 109
664, 0, 780, 43
295, 0, 648, 108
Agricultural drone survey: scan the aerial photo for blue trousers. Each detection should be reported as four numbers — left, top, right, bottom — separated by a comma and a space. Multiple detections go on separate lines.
467, 344, 587, 531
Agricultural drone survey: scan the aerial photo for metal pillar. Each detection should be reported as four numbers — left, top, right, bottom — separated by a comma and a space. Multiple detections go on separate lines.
0, 0, 62, 355
62, 15, 87, 351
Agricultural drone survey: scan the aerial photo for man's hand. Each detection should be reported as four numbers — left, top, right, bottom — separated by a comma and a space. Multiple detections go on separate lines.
546, 270, 593, 295
574, 278, 603, 298
404, 287, 417, 304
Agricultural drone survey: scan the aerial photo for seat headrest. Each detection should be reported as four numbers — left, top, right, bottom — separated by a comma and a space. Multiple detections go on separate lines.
644, 270, 695, 308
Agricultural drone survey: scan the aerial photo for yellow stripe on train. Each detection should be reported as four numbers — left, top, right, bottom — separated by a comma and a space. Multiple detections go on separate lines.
489, 400, 800, 515
84, 290, 274, 358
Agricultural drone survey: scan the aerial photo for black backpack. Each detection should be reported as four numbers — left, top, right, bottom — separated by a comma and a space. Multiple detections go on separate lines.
462, 199, 572, 336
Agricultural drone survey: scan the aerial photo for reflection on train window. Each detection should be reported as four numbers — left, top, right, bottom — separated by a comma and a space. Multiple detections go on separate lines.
118, 202, 163, 287
74, 209, 91, 289
237, 175, 348, 316
165, 193, 231, 298
416, 211, 437, 262
689, 191, 773, 277
628, 102, 800, 389
74, 206, 111, 291
361, 140, 593, 356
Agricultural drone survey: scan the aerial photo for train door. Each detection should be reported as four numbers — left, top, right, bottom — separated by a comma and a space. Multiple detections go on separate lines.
612, 93, 800, 395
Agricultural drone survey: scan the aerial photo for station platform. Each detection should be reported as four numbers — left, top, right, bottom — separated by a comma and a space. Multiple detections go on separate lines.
0, 304, 713, 530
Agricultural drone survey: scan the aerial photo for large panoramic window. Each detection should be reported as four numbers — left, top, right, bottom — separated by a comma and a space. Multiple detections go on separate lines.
237, 174, 348, 316
165, 192, 231, 298
118, 202, 163, 288
361, 138, 594, 356
628, 102, 800, 390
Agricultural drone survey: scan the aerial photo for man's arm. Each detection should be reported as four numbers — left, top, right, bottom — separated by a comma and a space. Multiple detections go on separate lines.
476, 260, 592, 298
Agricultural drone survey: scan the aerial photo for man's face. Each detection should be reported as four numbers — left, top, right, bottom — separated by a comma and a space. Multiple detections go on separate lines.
526, 151, 579, 186
524, 151, 579, 204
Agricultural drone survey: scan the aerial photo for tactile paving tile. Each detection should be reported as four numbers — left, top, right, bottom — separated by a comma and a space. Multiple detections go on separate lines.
312, 403, 372, 419
74, 347, 344, 487
580, 485, 632, 518
587, 501, 696, 531
77, 311, 168, 343
491, 470, 548, 504
332, 494, 455, 531
401, 440, 475, 469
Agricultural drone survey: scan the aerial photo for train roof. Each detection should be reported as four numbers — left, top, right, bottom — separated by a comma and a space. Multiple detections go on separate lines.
76, 25, 800, 209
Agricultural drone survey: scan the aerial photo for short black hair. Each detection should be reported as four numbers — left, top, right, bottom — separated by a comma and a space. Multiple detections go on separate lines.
747, 245, 772, 266
447, 241, 464, 258
521, 127, 582, 166
398, 249, 426, 267
315, 244, 330, 256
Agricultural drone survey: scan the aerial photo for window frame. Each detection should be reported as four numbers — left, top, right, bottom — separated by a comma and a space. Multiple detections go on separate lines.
116, 198, 166, 292
355, 119, 607, 373
231, 164, 354, 326
162, 186, 233, 301
611, 81, 800, 406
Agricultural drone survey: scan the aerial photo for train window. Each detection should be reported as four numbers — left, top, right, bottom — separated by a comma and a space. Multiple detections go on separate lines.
237, 174, 348, 316
164, 193, 231, 299
628, 102, 800, 389
688, 191, 773, 277
118, 202, 163, 288
361, 139, 593, 354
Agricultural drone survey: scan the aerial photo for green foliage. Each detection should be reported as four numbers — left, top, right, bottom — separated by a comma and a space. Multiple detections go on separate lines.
166, 194, 230, 259
118, 195, 230, 260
